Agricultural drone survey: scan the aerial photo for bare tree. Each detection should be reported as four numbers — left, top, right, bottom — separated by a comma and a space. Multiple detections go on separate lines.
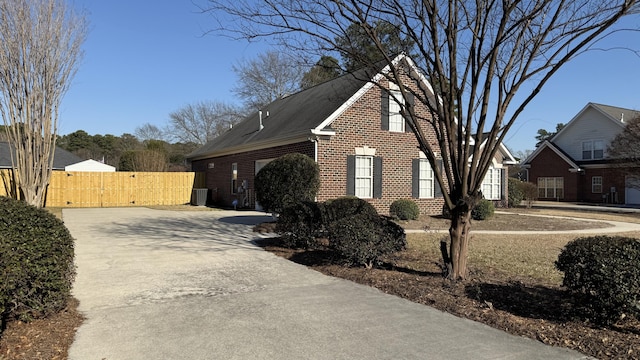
0, 0, 86, 207
167, 100, 244, 145
202, 0, 639, 280
135, 123, 167, 142
608, 115, 640, 188
232, 51, 304, 110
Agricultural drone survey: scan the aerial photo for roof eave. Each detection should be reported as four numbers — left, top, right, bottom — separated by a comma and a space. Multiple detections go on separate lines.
188, 132, 313, 161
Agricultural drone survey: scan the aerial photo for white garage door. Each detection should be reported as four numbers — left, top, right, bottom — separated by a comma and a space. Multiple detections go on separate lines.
625, 176, 640, 205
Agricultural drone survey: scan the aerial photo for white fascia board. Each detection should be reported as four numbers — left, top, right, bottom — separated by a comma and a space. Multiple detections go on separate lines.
313, 81, 375, 132
526, 141, 581, 171
310, 129, 336, 136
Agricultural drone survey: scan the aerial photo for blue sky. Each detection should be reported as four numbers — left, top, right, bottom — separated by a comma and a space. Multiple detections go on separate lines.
60, 1, 640, 155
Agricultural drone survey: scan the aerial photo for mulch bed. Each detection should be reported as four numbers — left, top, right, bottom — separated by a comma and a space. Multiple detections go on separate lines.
0, 298, 84, 360
257, 236, 640, 360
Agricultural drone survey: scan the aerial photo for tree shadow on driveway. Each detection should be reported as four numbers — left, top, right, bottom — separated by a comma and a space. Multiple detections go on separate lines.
91, 211, 276, 254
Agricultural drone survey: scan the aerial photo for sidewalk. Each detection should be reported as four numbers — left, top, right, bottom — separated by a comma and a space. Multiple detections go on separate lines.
65, 208, 593, 360
531, 200, 640, 213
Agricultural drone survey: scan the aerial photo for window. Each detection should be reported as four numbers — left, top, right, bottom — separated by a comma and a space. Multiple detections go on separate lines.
418, 159, 434, 198
592, 176, 603, 193
582, 140, 604, 160
355, 156, 373, 198
481, 166, 502, 200
537, 177, 564, 199
231, 163, 238, 193
388, 89, 405, 132
593, 140, 604, 159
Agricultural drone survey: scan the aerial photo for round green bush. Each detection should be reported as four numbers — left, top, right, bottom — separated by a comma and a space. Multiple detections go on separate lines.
471, 199, 494, 220
507, 178, 524, 208
0, 197, 75, 323
276, 201, 324, 249
321, 196, 378, 225
389, 199, 420, 220
556, 235, 640, 325
254, 153, 320, 214
328, 214, 406, 268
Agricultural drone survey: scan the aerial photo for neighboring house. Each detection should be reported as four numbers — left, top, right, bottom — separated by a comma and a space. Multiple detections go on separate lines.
523, 103, 640, 205
65, 159, 116, 172
0, 141, 82, 170
188, 55, 515, 215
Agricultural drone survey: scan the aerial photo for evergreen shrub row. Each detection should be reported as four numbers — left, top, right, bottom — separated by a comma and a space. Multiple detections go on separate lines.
0, 197, 75, 324
276, 197, 406, 267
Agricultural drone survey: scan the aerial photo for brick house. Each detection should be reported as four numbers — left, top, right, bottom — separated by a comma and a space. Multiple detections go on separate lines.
188, 55, 515, 215
523, 103, 640, 205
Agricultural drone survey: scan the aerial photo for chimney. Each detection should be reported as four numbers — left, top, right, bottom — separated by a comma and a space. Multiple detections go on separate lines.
259, 110, 264, 131
621, 113, 625, 123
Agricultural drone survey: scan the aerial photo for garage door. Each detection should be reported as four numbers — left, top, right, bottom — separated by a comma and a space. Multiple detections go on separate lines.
625, 176, 640, 205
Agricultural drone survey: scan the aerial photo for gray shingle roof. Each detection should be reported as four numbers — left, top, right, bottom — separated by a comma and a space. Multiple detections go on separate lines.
590, 103, 640, 123
188, 67, 379, 160
0, 141, 82, 170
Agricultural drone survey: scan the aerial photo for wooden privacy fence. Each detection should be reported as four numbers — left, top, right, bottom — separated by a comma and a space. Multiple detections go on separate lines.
0, 170, 206, 207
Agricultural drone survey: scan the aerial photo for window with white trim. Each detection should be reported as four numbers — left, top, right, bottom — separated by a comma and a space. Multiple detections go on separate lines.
419, 159, 434, 198
355, 156, 373, 198
592, 176, 603, 193
538, 177, 564, 199
481, 166, 502, 200
388, 89, 405, 132
231, 163, 238, 194
582, 140, 604, 160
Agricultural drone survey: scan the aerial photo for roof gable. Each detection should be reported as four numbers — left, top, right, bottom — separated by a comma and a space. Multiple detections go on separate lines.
523, 140, 581, 171
188, 54, 437, 160
553, 102, 638, 141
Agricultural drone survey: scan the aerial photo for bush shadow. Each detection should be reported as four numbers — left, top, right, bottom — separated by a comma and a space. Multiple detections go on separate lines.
465, 282, 574, 322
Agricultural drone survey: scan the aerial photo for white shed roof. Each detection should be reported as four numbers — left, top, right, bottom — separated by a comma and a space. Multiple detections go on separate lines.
65, 159, 116, 172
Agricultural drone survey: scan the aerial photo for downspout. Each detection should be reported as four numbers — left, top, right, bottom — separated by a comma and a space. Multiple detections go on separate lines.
309, 134, 319, 201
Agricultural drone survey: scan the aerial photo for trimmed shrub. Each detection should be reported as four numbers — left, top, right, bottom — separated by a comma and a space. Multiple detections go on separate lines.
328, 214, 406, 268
254, 153, 320, 214
276, 201, 324, 249
556, 236, 640, 325
322, 196, 378, 225
507, 178, 524, 208
471, 199, 494, 220
390, 199, 420, 220
0, 197, 75, 323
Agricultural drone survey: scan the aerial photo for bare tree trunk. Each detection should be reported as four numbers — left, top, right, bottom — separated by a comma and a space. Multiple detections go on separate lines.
447, 209, 473, 280
441, 195, 479, 280
0, 0, 86, 207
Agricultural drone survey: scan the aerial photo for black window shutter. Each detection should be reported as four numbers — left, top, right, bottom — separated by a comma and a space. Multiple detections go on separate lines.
501, 168, 506, 200
346, 155, 355, 196
412, 159, 420, 198
404, 92, 414, 133
434, 159, 443, 198
373, 156, 383, 199
381, 90, 389, 131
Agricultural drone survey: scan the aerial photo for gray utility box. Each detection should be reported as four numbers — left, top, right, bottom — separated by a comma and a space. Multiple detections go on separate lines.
191, 188, 208, 206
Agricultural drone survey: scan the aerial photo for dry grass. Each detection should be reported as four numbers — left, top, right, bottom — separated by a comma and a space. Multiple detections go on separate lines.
406, 229, 640, 285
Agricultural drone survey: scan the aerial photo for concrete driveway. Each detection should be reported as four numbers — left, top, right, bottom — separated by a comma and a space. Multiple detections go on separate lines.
65, 207, 592, 360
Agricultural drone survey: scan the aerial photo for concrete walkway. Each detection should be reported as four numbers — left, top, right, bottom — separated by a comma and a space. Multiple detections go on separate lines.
406, 210, 640, 234
65, 208, 595, 360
